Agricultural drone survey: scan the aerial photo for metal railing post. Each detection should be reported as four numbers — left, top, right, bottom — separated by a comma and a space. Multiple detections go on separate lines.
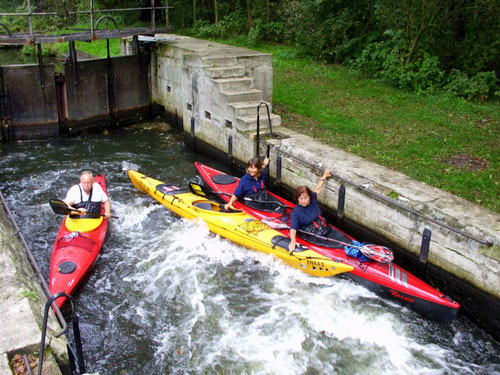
27, 0, 34, 41
90, 0, 94, 39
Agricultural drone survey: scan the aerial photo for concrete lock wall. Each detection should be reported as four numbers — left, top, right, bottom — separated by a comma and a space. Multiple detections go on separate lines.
136, 34, 500, 335
0, 207, 67, 374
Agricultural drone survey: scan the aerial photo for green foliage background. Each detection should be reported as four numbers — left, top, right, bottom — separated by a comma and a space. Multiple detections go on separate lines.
1, 1, 498, 101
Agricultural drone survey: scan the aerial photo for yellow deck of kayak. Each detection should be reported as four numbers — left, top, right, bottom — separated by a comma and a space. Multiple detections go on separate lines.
128, 170, 353, 277
65, 216, 103, 233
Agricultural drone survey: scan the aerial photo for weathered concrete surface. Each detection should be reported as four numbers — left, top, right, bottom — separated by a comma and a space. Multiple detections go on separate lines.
142, 34, 500, 337
0, 206, 67, 374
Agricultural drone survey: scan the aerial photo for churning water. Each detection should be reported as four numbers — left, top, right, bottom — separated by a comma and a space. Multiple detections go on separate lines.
1, 122, 499, 374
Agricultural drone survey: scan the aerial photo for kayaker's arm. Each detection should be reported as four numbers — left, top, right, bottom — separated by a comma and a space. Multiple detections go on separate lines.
224, 194, 238, 211
315, 169, 331, 195
103, 200, 111, 219
289, 229, 297, 251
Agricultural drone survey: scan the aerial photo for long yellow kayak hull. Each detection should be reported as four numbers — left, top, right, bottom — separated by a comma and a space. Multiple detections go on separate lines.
128, 169, 354, 277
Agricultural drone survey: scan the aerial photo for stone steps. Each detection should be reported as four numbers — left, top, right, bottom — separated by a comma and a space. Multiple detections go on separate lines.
213, 77, 253, 92
220, 88, 263, 104
229, 101, 272, 117
201, 55, 238, 67
206, 65, 246, 78
234, 113, 282, 132
203, 59, 281, 134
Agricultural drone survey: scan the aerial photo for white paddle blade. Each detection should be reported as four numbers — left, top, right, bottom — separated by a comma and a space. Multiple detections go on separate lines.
360, 245, 394, 263
122, 161, 139, 172
261, 217, 289, 230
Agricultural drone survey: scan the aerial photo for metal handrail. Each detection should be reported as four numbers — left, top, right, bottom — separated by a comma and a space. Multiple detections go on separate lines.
256, 101, 273, 159
0, 6, 171, 16
0, 189, 68, 336
0, 0, 172, 43
274, 146, 494, 246
39, 292, 86, 375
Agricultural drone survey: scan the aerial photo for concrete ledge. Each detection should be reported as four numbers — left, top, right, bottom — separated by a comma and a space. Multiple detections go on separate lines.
0, 206, 67, 374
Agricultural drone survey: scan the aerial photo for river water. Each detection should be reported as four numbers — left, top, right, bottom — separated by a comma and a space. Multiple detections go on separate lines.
1, 122, 499, 375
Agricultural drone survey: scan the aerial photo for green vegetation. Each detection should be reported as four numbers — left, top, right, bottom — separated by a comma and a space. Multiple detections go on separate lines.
18, 289, 37, 302
270, 44, 499, 213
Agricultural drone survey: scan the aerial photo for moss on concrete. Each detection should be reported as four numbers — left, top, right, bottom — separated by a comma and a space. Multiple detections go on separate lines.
481, 245, 500, 261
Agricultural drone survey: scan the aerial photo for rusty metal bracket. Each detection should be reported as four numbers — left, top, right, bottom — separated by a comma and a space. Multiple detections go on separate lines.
276, 155, 282, 183
337, 184, 346, 219
420, 228, 432, 263
228, 135, 233, 157
0, 67, 12, 142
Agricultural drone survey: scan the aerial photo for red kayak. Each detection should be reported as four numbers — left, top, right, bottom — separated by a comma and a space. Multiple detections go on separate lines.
49, 174, 109, 308
195, 162, 460, 322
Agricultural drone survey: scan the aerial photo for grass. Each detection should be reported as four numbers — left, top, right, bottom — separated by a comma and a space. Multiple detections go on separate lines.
271, 47, 499, 213
187, 38, 500, 213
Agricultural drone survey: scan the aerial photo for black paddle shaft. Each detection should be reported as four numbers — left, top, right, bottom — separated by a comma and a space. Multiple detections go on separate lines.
49, 199, 117, 218
189, 182, 291, 210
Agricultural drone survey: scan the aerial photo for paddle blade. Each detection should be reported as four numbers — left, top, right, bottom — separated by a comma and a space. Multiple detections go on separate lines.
122, 161, 139, 172
189, 182, 208, 197
49, 199, 72, 216
261, 217, 289, 230
360, 245, 394, 263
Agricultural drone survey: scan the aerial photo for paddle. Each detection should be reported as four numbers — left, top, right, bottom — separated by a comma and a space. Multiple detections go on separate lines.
261, 217, 394, 263
188, 182, 292, 210
49, 199, 117, 218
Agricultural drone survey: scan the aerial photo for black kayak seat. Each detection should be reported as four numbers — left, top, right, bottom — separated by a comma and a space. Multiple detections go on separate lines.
194, 202, 214, 210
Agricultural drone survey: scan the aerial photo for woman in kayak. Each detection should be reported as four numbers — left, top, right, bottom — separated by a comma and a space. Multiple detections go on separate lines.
64, 170, 112, 218
288, 169, 332, 251
224, 156, 269, 211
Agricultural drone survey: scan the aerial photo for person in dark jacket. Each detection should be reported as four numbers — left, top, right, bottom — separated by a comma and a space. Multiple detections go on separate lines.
224, 157, 269, 211
288, 169, 331, 251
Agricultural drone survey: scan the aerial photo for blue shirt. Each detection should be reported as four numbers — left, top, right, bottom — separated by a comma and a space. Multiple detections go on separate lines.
233, 168, 266, 198
290, 192, 322, 230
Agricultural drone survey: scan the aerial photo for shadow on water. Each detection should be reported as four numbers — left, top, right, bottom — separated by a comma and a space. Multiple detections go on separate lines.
1, 121, 499, 374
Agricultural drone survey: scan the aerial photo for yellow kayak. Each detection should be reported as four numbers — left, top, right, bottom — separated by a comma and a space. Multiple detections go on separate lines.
126, 167, 354, 277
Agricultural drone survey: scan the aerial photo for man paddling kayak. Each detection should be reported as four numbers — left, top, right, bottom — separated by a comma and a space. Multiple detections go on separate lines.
64, 170, 112, 219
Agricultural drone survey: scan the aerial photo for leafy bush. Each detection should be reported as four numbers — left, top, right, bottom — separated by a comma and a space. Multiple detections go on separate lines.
22, 43, 59, 58
193, 13, 248, 39
444, 70, 498, 102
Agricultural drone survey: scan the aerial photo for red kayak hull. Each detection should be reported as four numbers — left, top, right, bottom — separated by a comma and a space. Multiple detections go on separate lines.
195, 162, 460, 321
49, 174, 109, 309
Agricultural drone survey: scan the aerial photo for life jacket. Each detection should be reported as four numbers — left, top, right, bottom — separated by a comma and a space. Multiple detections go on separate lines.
72, 185, 102, 218
303, 215, 330, 237
251, 180, 265, 193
